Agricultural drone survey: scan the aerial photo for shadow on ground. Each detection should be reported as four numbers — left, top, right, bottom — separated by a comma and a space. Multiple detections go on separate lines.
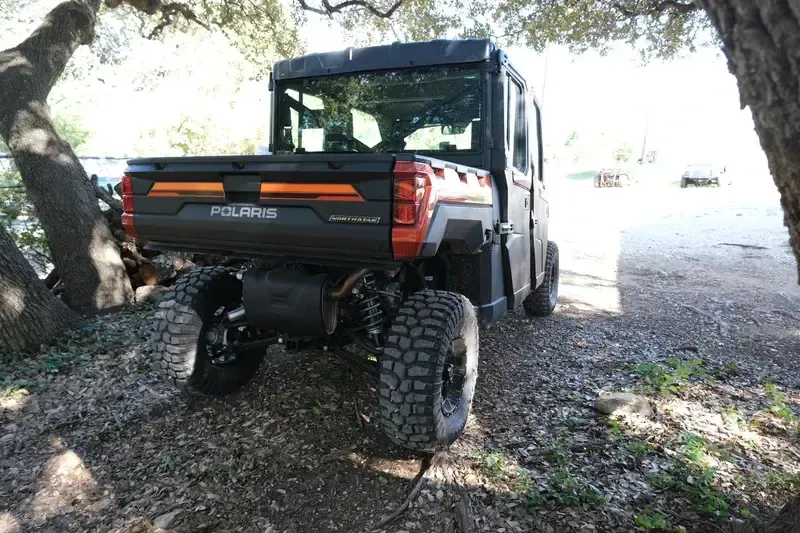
2, 185, 799, 533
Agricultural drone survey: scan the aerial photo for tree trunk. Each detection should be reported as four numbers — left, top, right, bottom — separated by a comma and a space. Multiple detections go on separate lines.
0, 225, 79, 352
698, 0, 800, 282
0, 0, 133, 313
696, 3, 800, 531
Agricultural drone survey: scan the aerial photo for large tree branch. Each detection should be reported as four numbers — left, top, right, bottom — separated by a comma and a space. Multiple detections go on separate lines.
105, 0, 209, 38
612, 0, 698, 18
654, 0, 698, 13
148, 2, 211, 38
297, 0, 404, 18
0, 0, 100, 103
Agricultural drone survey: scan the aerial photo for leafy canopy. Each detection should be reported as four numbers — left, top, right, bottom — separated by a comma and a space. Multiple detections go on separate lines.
295, 0, 714, 60
104, 0, 713, 67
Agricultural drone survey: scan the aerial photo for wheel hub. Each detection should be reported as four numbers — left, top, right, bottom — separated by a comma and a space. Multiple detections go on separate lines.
204, 306, 240, 366
441, 337, 467, 417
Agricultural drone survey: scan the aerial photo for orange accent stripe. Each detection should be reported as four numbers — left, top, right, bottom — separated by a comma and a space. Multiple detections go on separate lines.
260, 195, 364, 202
259, 183, 363, 202
148, 182, 225, 197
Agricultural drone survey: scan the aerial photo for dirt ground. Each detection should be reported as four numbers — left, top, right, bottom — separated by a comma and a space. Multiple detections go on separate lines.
1, 179, 799, 533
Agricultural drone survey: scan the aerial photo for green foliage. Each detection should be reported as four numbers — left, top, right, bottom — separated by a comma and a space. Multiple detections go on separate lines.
723, 360, 741, 377
649, 463, 730, 516
135, 113, 266, 156
763, 380, 798, 421
634, 358, 711, 394
646, 434, 732, 518
564, 130, 579, 148
476, 451, 506, 478
634, 508, 669, 530
0, 308, 147, 384
608, 418, 623, 439
53, 113, 90, 152
613, 142, 634, 163
523, 470, 605, 510
626, 440, 655, 463
332, 0, 714, 61
722, 407, 749, 429
543, 440, 570, 465
739, 509, 757, 520
765, 470, 800, 492
0, 166, 50, 272
473, 450, 604, 512
680, 432, 707, 462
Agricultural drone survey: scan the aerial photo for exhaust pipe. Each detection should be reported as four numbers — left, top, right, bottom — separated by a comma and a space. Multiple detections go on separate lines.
328, 269, 369, 300
226, 306, 246, 322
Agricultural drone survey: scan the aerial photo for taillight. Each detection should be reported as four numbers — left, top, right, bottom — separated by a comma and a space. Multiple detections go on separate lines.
392, 162, 435, 259
394, 177, 426, 203
393, 173, 426, 225
122, 195, 134, 212
121, 175, 134, 197
392, 203, 418, 225
120, 175, 137, 237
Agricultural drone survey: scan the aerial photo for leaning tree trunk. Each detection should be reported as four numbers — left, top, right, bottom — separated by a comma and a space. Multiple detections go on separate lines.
696, 3, 800, 531
0, 226, 79, 352
0, 0, 133, 313
699, 0, 800, 283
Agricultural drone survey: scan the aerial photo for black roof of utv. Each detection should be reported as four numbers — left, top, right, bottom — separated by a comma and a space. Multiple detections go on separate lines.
272, 39, 495, 81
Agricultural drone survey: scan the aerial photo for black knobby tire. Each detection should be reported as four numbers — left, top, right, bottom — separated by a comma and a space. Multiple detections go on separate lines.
378, 291, 479, 452
153, 266, 265, 396
523, 241, 560, 317
680, 178, 688, 188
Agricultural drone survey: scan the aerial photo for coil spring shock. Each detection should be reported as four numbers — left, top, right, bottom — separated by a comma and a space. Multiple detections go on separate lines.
358, 273, 384, 345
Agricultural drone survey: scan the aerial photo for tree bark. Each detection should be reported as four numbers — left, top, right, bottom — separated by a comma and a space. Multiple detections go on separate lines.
0, 0, 133, 313
698, 0, 800, 282
695, 3, 800, 531
0, 225, 79, 352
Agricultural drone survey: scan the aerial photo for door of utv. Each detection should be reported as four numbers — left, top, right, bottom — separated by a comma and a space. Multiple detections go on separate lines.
502, 71, 533, 309
531, 101, 548, 287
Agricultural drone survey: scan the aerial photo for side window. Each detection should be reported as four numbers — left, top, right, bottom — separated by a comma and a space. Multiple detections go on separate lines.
507, 76, 527, 172
532, 102, 542, 182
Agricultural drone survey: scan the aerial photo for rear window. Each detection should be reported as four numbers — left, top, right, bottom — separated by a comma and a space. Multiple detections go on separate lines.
274, 65, 483, 154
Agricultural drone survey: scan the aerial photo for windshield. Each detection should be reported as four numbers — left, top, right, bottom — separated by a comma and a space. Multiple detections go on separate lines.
274, 65, 483, 154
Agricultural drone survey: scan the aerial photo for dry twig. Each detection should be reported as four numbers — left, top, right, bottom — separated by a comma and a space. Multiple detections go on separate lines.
371, 454, 433, 531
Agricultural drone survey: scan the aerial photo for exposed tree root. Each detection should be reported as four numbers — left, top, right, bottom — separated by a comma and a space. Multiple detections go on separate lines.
371, 454, 433, 531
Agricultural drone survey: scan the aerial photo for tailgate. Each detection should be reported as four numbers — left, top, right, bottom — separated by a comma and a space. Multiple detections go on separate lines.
124, 154, 395, 262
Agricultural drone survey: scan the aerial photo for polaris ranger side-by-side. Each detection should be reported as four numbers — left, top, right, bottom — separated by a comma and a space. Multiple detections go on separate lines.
121, 39, 559, 452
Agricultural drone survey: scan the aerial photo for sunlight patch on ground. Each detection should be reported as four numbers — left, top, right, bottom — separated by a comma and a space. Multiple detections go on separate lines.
0, 512, 20, 533
557, 238, 622, 315
32, 449, 97, 521
346, 452, 420, 481
0, 388, 29, 415
626, 391, 800, 488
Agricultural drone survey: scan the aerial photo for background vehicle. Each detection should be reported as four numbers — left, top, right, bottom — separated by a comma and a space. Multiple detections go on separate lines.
122, 39, 559, 452
594, 167, 636, 188
680, 163, 729, 187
